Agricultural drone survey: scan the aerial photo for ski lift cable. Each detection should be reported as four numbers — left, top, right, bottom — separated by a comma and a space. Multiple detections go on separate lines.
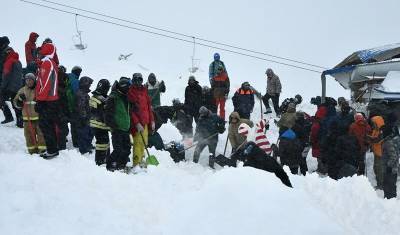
35, 0, 327, 70
20, 0, 322, 73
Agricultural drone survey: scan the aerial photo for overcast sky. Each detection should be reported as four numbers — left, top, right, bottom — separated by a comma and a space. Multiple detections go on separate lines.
3, 0, 400, 101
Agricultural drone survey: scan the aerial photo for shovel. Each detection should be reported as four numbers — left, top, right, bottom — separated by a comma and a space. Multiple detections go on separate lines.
140, 132, 159, 166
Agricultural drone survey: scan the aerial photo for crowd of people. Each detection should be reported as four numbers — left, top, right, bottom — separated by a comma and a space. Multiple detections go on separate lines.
0, 33, 399, 199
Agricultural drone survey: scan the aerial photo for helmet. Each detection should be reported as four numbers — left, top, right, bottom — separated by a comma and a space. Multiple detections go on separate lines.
214, 53, 220, 61
117, 77, 131, 94
148, 73, 157, 85
132, 73, 143, 86
71, 66, 82, 77
79, 76, 93, 90
95, 79, 111, 95
188, 75, 196, 85
24, 73, 36, 87
294, 94, 302, 104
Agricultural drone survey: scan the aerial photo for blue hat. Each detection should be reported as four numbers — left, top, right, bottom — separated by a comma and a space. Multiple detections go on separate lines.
214, 53, 220, 61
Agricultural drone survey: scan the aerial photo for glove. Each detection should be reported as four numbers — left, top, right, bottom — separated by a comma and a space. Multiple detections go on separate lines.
19, 94, 27, 101
151, 121, 155, 131
136, 123, 144, 133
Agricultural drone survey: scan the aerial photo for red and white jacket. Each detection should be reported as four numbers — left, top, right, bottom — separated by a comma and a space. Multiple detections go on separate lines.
238, 119, 272, 155
35, 43, 58, 101
255, 119, 272, 155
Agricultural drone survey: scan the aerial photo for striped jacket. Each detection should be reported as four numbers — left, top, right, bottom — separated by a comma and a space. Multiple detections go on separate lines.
89, 92, 109, 130
255, 119, 272, 155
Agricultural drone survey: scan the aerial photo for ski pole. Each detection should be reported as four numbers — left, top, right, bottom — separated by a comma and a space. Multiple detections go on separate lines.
223, 134, 229, 156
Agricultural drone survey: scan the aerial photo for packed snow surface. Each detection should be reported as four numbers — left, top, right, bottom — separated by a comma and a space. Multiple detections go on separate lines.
0, 119, 399, 235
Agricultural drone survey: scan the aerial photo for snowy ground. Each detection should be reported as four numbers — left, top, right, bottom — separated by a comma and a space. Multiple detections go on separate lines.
0, 100, 399, 235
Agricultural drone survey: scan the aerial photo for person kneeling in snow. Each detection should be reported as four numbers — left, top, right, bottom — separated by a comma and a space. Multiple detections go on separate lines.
215, 123, 292, 187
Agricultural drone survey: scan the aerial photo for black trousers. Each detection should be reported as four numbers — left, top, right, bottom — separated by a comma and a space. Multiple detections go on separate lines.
92, 128, 110, 165
57, 111, 69, 150
77, 123, 92, 154
37, 101, 59, 154
193, 137, 218, 167
262, 93, 280, 115
69, 115, 79, 148
1, 91, 22, 121
383, 170, 397, 199
237, 111, 251, 119
107, 130, 131, 169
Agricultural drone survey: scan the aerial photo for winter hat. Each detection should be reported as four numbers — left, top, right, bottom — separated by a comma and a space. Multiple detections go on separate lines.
338, 97, 346, 106
238, 123, 250, 137
79, 76, 93, 90
43, 38, 52, 44
95, 79, 111, 95
188, 75, 197, 85
117, 77, 131, 94
241, 82, 250, 90
132, 73, 143, 85
354, 113, 365, 122
266, 68, 273, 76
214, 53, 220, 61
71, 66, 82, 76
0, 36, 10, 49
58, 65, 67, 73
199, 106, 210, 117
295, 94, 302, 104
172, 98, 181, 106
148, 73, 156, 84
24, 73, 36, 81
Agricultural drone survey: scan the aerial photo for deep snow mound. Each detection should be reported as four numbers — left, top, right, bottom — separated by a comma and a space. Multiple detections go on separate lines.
1, 147, 399, 235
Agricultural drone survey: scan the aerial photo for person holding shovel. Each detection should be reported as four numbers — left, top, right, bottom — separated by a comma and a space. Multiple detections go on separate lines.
128, 73, 155, 173
192, 106, 226, 168
13, 73, 46, 154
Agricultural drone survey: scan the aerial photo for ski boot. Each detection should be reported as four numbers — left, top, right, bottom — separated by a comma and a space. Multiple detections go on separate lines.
40, 151, 59, 159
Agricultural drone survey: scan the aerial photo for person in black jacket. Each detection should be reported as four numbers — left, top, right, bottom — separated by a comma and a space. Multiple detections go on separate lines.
75, 76, 93, 154
184, 76, 202, 123
0, 36, 10, 81
56, 65, 69, 150
232, 82, 255, 119
90, 79, 111, 165
278, 129, 303, 175
336, 101, 354, 132
0, 47, 23, 127
292, 112, 312, 175
171, 98, 194, 139
193, 106, 225, 168
215, 142, 292, 187
201, 86, 217, 113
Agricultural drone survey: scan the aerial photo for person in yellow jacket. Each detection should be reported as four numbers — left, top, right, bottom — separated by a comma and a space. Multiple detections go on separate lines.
367, 115, 385, 189
13, 73, 46, 154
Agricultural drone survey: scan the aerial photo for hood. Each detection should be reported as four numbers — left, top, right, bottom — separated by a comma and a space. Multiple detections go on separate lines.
371, 116, 385, 129
29, 32, 39, 42
40, 43, 56, 59
315, 106, 328, 120
229, 112, 240, 120
6, 49, 19, 61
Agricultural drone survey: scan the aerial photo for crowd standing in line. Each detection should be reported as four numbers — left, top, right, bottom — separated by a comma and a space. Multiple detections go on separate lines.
0, 33, 399, 198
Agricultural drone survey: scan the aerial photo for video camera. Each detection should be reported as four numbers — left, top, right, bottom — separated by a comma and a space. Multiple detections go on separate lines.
310, 96, 337, 107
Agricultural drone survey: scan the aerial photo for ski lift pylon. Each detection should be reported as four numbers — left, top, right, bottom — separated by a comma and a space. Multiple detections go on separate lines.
72, 14, 87, 50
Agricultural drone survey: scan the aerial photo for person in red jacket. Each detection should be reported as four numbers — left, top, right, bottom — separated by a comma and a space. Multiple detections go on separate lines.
211, 65, 230, 120
25, 32, 39, 66
310, 105, 327, 173
127, 73, 155, 171
35, 43, 59, 159
349, 113, 372, 175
